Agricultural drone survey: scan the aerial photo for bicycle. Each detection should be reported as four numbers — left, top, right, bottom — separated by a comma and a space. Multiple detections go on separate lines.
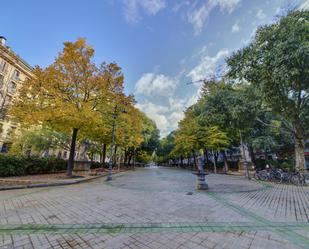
290, 169, 309, 186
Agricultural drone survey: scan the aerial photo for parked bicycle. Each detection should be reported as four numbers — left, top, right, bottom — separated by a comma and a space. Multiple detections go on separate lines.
289, 169, 309, 186
254, 166, 308, 186
254, 165, 281, 183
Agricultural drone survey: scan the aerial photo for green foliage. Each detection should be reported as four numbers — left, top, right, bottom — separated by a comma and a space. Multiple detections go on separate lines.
135, 113, 160, 163
158, 11, 308, 171
0, 155, 67, 177
136, 151, 152, 163
90, 161, 102, 169
157, 132, 175, 162
9, 128, 70, 156
227, 10, 309, 170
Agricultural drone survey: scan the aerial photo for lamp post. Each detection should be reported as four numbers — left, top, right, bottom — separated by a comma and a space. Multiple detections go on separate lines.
106, 105, 117, 181
106, 104, 126, 181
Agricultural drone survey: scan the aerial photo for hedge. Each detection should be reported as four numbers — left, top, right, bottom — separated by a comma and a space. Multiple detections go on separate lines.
0, 154, 67, 177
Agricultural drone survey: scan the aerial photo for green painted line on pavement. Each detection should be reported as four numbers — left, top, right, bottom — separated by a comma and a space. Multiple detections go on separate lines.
0, 222, 308, 235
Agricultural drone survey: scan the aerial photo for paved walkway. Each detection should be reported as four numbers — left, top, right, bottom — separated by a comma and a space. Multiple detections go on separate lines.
0, 167, 308, 249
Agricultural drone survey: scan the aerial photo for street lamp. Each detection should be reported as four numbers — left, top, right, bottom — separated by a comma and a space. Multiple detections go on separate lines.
106, 104, 126, 181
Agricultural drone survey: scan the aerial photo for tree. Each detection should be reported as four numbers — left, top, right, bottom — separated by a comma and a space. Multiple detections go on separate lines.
10, 39, 112, 176
157, 132, 175, 164
203, 126, 230, 173
227, 11, 309, 171
194, 81, 259, 172
136, 112, 160, 163
172, 108, 200, 169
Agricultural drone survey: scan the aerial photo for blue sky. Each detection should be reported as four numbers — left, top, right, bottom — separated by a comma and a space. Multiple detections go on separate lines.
1, 0, 308, 136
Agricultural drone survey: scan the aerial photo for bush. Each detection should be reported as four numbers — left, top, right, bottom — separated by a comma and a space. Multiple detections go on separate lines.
90, 161, 102, 169
0, 154, 67, 177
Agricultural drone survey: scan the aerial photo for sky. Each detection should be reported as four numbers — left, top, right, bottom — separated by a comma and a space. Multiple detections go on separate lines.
1, 0, 308, 136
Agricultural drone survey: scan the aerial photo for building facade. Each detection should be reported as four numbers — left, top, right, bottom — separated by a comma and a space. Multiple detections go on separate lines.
0, 36, 33, 152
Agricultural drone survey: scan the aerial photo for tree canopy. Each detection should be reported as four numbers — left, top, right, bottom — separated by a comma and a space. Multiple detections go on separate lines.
227, 10, 309, 170
10, 38, 158, 175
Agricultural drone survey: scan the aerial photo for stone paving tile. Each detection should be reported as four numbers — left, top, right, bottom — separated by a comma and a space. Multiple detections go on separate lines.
0, 168, 308, 249
222, 180, 309, 222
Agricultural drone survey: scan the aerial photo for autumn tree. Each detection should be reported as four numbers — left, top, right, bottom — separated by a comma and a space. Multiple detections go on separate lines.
10, 39, 114, 176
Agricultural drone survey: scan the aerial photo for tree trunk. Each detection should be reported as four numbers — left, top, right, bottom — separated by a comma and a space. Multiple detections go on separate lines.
264, 150, 268, 160
294, 133, 305, 171
180, 155, 184, 168
101, 143, 107, 168
113, 145, 118, 167
67, 128, 78, 177
248, 146, 256, 167
124, 147, 127, 166
192, 150, 197, 171
187, 156, 190, 169
128, 154, 132, 166
212, 149, 217, 174
133, 147, 136, 170
222, 151, 229, 174
204, 149, 210, 171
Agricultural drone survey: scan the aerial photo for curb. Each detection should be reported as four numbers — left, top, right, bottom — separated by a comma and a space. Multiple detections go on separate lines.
0, 173, 109, 191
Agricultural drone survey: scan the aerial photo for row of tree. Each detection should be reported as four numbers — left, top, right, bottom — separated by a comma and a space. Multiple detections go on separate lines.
9, 38, 160, 176
157, 10, 309, 172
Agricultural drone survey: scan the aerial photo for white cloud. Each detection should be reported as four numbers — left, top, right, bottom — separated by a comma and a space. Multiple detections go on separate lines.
187, 0, 241, 35
231, 22, 240, 32
240, 26, 257, 46
123, 0, 166, 23
299, 0, 309, 10
136, 101, 169, 132
136, 94, 197, 136
187, 48, 229, 82
256, 9, 266, 19
135, 73, 177, 96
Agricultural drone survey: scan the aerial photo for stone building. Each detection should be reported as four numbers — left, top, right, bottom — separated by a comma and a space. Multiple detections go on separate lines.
0, 36, 33, 152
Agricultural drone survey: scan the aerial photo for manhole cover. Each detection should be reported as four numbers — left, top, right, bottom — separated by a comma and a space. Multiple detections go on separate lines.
48, 215, 57, 219
186, 192, 194, 195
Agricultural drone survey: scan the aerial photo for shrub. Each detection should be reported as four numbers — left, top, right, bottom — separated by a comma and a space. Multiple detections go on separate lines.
0, 154, 67, 177
90, 161, 102, 169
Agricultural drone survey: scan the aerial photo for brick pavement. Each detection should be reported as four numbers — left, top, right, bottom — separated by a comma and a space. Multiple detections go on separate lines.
0, 167, 308, 249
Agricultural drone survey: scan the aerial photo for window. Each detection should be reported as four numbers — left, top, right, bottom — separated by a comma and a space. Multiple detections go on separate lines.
0, 75, 4, 88
8, 81, 16, 93
12, 70, 20, 81
0, 61, 7, 72
4, 95, 12, 106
